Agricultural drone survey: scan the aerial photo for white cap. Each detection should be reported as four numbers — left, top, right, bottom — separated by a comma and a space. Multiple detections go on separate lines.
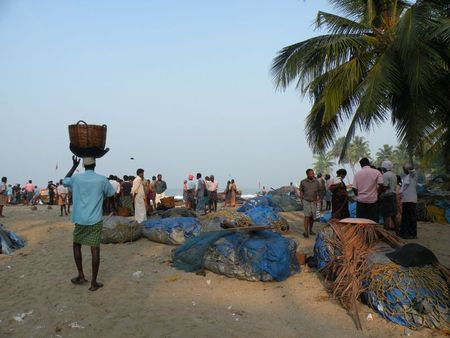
381, 160, 393, 171
82, 157, 96, 167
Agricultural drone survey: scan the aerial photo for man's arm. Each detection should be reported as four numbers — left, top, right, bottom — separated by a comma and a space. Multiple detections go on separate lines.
377, 172, 385, 195
298, 181, 304, 203
65, 156, 80, 178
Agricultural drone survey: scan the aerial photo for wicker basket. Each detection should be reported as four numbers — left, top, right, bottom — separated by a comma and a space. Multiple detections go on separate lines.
68, 120, 107, 149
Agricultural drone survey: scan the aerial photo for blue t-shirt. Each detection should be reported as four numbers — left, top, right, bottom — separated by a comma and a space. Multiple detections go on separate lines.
63, 170, 116, 225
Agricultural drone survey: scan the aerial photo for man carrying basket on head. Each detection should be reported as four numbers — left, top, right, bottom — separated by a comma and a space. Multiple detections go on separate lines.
63, 156, 116, 291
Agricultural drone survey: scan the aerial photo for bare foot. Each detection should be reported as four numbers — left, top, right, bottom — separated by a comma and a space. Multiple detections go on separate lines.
71, 276, 88, 285
89, 282, 104, 291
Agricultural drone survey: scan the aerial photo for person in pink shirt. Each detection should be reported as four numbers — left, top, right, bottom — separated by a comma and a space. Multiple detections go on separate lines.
352, 158, 384, 222
24, 180, 35, 206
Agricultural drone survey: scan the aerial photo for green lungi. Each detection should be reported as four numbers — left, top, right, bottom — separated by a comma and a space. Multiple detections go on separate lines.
73, 222, 103, 247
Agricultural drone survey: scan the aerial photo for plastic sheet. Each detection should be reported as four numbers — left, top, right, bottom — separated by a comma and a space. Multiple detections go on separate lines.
0, 225, 25, 255
172, 230, 300, 281
142, 217, 201, 245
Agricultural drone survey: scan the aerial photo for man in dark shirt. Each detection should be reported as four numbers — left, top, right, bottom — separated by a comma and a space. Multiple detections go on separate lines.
154, 174, 167, 206
299, 169, 320, 238
47, 181, 56, 205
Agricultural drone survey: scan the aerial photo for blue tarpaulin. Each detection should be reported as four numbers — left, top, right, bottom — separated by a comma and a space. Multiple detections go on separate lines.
172, 230, 300, 281
0, 225, 25, 255
237, 196, 274, 212
244, 205, 282, 226
142, 217, 201, 245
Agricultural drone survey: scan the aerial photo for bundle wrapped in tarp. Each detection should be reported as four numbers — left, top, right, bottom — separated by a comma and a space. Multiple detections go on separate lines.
0, 224, 25, 255
363, 262, 449, 330
159, 207, 197, 219
310, 220, 450, 331
101, 216, 142, 244
270, 194, 303, 212
199, 210, 252, 232
172, 230, 300, 281
244, 205, 289, 232
237, 196, 274, 212
142, 217, 201, 245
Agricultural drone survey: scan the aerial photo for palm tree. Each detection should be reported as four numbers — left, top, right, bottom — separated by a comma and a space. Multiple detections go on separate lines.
346, 136, 371, 173
329, 136, 347, 163
392, 143, 411, 174
272, 0, 449, 169
313, 151, 335, 175
375, 144, 394, 167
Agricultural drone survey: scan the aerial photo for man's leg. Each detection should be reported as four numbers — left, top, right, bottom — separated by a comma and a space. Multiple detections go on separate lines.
303, 201, 310, 237
60, 205, 64, 216
303, 216, 309, 238
309, 216, 315, 235
410, 203, 417, 238
72, 243, 87, 284
405, 203, 417, 238
399, 203, 408, 238
356, 202, 363, 218
89, 246, 103, 291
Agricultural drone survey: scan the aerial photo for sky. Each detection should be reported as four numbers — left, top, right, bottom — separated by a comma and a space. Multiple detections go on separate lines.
0, 0, 398, 192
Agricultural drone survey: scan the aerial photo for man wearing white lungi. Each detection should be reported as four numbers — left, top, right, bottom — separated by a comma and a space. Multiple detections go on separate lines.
131, 168, 147, 223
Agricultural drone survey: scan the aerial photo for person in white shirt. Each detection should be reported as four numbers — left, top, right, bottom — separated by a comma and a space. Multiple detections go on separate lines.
207, 175, 219, 213
108, 175, 120, 215
131, 169, 147, 223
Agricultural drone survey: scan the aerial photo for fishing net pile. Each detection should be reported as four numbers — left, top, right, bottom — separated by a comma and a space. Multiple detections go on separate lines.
243, 205, 289, 232
159, 207, 198, 219
310, 219, 449, 331
172, 229, 300, 281
199, 210, 252, 232
270, 194, 303, 212
142, 217, 201, 245
0, 224, 25, 255
237, 196, 289, 233
101, 216, 142, 244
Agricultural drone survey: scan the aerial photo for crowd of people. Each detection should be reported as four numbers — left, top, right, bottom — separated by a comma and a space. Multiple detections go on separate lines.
0, 157, 419, 242
298, 157, 417, 240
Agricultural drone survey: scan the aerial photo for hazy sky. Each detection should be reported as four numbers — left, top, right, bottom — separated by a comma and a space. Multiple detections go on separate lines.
1, 0, 397, 192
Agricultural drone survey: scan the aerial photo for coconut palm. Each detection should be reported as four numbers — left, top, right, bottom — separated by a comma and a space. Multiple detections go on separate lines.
375, 144, 394, 167
346, 136, 371, 173
391, 143, 411, 173
313, 151, 336, 175
272, 0, 450, 169
329, 136, 347, 163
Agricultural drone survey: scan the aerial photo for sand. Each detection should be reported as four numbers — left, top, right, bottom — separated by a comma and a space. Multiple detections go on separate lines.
1, 205, 449, 338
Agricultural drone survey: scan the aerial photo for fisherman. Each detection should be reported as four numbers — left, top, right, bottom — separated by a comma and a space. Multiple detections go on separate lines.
399, 163, 418, 239
131, 168, 147, 223
186, 174, 196, 210
63, 156, 116, 291
380, 160, 399, 232
195, 173, 207, 215
352, 158, 384, 223
207, 175, 219, 213
299, 169, 320, 238
154, 174, 167, 206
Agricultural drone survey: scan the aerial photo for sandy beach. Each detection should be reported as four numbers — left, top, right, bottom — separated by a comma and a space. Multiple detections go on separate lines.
1, 205, 449, 338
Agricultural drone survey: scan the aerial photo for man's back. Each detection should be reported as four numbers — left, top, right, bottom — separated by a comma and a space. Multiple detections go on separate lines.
383, 171, 397, 194
353, 166, 383, 203
64, 170, 115, 225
